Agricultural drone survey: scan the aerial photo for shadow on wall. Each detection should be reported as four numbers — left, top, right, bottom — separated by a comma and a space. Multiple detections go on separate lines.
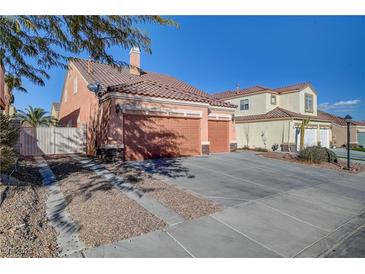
123, 114, 200, 161
59, 108, 80, 127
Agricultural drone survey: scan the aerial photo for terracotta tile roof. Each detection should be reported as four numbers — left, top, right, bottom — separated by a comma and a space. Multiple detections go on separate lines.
213, 86, 272, 99
318, 110, 365, 127
71, 58, 235, 108
354, 121, 365, 126
317, 110, 348, 126
214, 83, 312, 100
235, 107, 331, 122
274, 83, 311, 93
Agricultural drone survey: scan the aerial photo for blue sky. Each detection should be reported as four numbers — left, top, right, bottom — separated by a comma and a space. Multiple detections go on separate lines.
14, 16, 365, 120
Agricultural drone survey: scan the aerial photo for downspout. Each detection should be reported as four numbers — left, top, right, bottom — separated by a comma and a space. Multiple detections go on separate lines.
288, 119, 293, 152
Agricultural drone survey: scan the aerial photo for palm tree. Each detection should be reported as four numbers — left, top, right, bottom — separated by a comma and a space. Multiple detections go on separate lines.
17, 106, 55, 127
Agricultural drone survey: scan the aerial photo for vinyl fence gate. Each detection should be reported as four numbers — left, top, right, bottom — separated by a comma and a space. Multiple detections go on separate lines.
19, 127, 86, 156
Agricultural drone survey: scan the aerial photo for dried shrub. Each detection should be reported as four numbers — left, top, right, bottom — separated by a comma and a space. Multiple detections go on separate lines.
299, 146, 337, 164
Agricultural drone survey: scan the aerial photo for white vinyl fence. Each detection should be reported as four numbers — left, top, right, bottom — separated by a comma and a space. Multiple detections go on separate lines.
19, 127, 86, 156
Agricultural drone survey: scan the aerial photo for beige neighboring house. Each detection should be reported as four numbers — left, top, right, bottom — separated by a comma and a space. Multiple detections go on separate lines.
214, 83, 333, 151
317, 110, 365, 148
51, 102, 60, 120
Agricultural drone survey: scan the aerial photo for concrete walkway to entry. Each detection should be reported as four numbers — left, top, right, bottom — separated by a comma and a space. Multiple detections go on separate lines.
68, 152, 365, 258
35, 156, 86, 257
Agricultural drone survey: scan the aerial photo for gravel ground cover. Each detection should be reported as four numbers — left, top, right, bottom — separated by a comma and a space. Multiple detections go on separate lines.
0, 186, 59, 258
256, 151, 365, 173
46, 156, 166, 247
103, 161, 222, 220
0, 157, 59, 257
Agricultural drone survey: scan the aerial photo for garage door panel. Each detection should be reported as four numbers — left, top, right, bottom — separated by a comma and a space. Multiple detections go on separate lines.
320, 128, 330, 148
208, 120, 229, 153
124, 114, 201, 161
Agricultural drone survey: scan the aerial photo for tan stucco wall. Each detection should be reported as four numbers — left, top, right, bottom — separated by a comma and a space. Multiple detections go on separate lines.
236, 120, 292, 150
236, 119, 331, 150
280, 87, 317, 116
226, 93, 269, 116
225, 86, 317, 117
331, 124, 358, 147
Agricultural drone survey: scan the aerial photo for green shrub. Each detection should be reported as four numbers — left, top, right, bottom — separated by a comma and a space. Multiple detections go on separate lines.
0, 113, 19, 173
254, 147, 268, 152
271, 144, 279, 151
298, 146, 337, 164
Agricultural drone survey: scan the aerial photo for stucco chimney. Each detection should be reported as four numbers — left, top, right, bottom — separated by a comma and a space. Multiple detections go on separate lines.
129, 47, 141, 75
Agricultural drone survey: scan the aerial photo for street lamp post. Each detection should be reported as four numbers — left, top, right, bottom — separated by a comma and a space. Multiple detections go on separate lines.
344, 114, 352, 170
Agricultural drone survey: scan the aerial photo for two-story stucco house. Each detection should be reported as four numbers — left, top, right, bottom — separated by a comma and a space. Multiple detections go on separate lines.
58, 48, 237, 160
214, 83, 332, 151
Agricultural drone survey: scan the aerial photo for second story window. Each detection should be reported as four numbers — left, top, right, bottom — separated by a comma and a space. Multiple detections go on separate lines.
271, 95, 277, 105
73, 78, 78, 94
240, 99, 249, 110
305, 94, 313, 113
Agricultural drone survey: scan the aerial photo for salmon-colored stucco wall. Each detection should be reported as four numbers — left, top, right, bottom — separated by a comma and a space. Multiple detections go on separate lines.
58, 65, 237, 155
103, 97, 211, 146
58, 63, 100, 127
58, 63, 102, 154
0, 66, 10, 112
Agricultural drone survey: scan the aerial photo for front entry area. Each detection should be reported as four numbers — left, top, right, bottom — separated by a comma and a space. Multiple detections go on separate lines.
123, 114, 201, 161
208, 120, 229, 153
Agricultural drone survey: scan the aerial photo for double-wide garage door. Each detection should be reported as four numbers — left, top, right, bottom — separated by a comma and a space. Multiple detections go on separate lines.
124, 114, 201, 161
296, 127, 330, 150
208, 120, 229, 153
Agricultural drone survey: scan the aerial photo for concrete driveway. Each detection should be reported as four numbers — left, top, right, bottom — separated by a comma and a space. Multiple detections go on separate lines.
76, 152, 365, 258
332, 148, 365, 163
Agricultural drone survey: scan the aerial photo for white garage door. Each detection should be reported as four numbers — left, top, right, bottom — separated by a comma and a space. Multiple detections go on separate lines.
320, 128, 330, 148
304, 128, 317, 148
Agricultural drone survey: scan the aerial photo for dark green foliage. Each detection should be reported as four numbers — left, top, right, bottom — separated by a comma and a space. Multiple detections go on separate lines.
299, 146, 338, 164
0, 16, 176, 92
17, 105, 54, 127
271, 144, 279, 151
0, 112, 19, 172
352, 147, 365, 152
254, 147, 268, 152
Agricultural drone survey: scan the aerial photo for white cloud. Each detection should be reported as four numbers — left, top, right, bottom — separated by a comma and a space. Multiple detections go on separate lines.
318, 99, 362, 112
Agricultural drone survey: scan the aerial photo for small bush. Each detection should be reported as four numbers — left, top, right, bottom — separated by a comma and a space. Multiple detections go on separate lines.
271, 144, 279, 151
299, 146, 337, 164
254, 147, 268, 152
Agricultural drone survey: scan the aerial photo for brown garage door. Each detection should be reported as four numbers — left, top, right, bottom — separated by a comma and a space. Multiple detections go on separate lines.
124, 114, 201, 161
208, 120, 229, 153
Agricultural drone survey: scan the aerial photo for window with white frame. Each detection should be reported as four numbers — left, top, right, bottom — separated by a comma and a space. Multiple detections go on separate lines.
64, 89, 68, 102
271, 95, 277, 105
305, 94, 313, 113
240, 99, 249, 110
73, 77, 78, 94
